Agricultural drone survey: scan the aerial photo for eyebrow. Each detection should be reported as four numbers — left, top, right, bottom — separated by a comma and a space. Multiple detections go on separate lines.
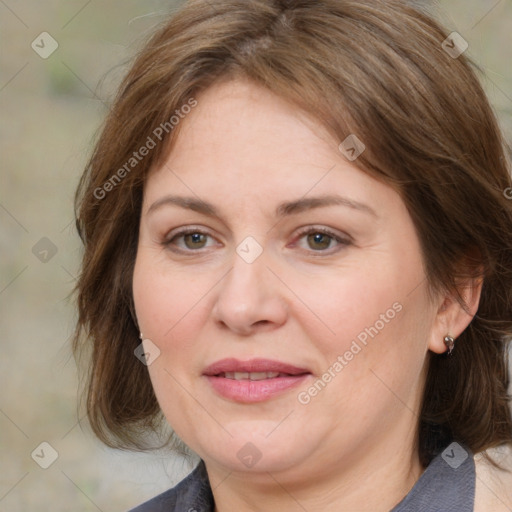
147, 196, 218, 216
275, 195, 377, 218
147, 194, 377, 218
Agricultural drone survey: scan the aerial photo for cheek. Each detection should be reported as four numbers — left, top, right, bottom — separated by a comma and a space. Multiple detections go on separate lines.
294, 275, 431, 435
134, 251, 204, 334
132, 252, 212, 426
289, 265, 402, 353
132, 250, 218, 375
292, 251, 432, 390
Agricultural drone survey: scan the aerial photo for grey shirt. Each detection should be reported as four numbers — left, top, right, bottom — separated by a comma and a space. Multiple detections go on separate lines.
129, 443, 475, 511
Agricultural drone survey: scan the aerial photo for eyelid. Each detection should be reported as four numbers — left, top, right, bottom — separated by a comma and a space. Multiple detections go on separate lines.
294, 225, 352, 242
164, 225, 212, 241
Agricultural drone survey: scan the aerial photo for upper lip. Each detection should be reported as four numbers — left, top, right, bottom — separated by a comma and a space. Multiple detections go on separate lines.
203, 358, 311, 376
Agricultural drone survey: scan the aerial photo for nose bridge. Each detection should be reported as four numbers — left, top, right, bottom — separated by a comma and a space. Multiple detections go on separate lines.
213, 245, 287, 333
221, 250, 267, 311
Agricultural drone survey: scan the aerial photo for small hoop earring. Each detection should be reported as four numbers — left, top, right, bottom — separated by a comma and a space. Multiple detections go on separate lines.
443, 335, 455, 355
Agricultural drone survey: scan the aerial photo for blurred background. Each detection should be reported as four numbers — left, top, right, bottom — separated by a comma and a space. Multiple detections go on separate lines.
1, 1, 511, 510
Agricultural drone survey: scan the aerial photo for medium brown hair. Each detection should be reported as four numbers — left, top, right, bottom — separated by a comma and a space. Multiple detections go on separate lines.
73, 0, 512, 466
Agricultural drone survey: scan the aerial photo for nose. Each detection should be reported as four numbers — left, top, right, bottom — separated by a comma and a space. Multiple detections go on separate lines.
212, 251, 288, 336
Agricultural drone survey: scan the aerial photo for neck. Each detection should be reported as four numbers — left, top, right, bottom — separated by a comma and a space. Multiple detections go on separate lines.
207, 436, 424, 512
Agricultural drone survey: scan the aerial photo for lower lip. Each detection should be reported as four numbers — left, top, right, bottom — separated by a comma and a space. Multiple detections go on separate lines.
205, 375, 310, 403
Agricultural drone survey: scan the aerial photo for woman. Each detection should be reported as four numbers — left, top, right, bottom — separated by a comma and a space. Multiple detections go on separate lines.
73, 0, 512, 510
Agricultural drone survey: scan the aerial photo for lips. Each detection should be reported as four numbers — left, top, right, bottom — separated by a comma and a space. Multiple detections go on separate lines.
203, 358, 311, 403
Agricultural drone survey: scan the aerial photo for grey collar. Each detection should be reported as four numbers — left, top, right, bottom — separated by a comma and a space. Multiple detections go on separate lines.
391, 442, 475, 511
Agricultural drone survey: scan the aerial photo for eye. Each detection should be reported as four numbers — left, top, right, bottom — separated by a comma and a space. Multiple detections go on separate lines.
164, 228, 218, 252
293, 227, 350, 253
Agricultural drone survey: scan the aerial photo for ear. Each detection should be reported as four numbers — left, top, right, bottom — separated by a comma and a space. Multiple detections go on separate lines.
428, 277, 483, 354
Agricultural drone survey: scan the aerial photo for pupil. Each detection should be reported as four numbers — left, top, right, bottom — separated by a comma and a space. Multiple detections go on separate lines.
308, 233, 330, 250
186, 233, 205, 248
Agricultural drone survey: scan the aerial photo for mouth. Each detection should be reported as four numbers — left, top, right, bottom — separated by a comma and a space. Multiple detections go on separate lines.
203, 358, 311, 403
219, 371, 292, 380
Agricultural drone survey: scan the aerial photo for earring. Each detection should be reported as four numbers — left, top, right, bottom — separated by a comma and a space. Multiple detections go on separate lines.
443, 335, 455, 355
140, 333, 144, 340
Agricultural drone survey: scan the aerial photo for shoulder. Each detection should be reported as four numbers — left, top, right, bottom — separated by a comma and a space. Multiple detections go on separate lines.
474, 446, 512, 512
392, 442, 475, 511
128, 487, 177, 512
128, 461, 214, 512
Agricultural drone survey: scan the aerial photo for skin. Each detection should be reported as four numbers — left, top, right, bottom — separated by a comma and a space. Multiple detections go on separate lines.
132, 78, 481, 511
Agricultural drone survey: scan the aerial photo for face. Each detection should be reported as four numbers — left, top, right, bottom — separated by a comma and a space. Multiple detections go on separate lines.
133, 78, 439, 483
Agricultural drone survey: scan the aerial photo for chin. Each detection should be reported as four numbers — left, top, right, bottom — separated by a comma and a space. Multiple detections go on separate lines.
186, 421, 316, 475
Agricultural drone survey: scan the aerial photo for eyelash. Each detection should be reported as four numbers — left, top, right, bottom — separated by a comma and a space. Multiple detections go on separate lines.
162, 226, 351, 255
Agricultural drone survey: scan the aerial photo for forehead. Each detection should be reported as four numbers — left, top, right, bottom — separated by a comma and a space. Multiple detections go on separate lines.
143, 78, 400, 218
170, 78, 335, 172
